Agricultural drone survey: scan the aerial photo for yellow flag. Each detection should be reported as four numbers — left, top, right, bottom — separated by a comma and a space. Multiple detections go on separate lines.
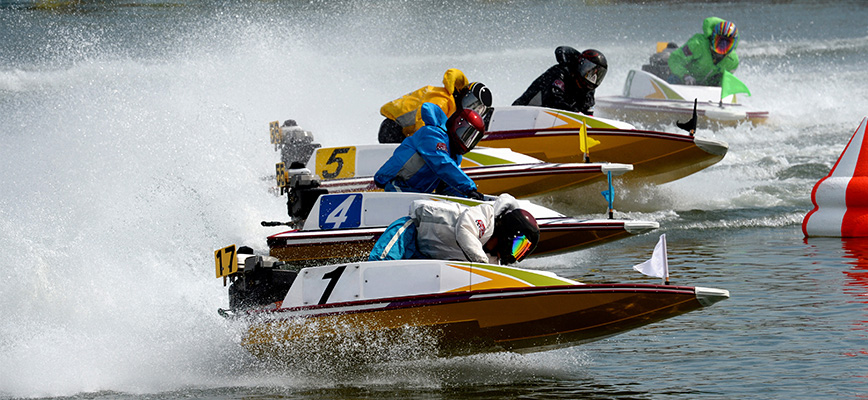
579, 119, 600, 153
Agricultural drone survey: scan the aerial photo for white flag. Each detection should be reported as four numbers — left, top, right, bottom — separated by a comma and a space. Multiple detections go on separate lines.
633, 234, 669, 279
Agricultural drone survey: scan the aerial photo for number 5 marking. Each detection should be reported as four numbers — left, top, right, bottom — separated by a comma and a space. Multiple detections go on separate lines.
322, 147, 350, 179
318, 266, 346, 305
315, 147, 356, 180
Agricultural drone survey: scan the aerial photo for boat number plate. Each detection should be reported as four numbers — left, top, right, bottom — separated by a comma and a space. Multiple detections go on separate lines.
214, 244, 238, 278
315, 146, 357, 180
319, 193, 363, 229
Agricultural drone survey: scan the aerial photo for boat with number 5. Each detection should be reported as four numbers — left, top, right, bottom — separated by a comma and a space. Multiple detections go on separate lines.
270, 120, 632, 199
214, 250, 730, 359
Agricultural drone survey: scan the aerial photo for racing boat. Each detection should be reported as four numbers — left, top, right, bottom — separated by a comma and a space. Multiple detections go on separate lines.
479, 105, 730, 185
214, 252, 730, 359
264, 189, 658, 267
595, 69, 768, 129
270, 120, 632, 199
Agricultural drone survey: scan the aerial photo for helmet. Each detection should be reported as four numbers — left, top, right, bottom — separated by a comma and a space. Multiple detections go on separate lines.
446, 108, 485, 155
575, 49, 607, 90
494, 208, 540, 264
457, 82, 492, 117
711, 21, 738, 55
555, 46, 581, 66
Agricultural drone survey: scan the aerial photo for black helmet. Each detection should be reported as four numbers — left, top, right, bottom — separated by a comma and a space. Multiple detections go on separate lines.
456, 81, 492, 120
494, 208, 540, 264
575, 49, 608, 89
555, 46, 581, 66
446, 108, 486, 155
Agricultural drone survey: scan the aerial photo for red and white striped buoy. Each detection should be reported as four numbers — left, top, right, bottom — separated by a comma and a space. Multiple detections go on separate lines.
803, 117, 868, 237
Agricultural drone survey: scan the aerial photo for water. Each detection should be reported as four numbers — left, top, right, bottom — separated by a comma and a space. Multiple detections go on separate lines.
1, 1, 867, 398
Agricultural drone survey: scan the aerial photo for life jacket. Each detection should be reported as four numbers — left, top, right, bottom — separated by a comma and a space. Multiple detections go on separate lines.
368, 216, 421, 261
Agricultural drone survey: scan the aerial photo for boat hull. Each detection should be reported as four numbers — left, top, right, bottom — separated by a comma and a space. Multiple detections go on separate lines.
481, 127, 727, 185
595, 96, 769, 129
242, 284, 727, 358
314, 162, 630, 199
594, 69, 768, 129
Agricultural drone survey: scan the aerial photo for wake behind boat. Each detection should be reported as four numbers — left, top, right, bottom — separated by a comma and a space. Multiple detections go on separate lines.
215, 252, 730, 359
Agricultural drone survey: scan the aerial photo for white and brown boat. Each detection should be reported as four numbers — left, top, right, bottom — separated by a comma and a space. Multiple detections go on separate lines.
265, 191, 658, 267
215, 253, 729, 359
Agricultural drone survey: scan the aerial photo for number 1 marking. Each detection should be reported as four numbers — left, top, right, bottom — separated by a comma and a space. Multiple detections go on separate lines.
318, 266, 346, 305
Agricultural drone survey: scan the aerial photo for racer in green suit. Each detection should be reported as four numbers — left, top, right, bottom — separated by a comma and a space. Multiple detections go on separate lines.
667, 17, 739, 86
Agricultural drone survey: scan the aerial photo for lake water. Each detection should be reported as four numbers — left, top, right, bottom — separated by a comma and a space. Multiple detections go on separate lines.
1, 1, 867, 399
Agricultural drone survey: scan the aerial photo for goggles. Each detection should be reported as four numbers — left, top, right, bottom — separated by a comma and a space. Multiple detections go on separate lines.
509, 234, 533, 263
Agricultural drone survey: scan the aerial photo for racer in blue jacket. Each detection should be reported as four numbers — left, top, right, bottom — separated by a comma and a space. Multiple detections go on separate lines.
374, 102, 485, 199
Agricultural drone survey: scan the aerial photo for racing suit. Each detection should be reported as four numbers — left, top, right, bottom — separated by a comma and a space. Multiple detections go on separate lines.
379, 68, 469, 143
667, 17, 740, 86
512, 63, 596, 115
374, 102, 477, 197
411, 194, 519, 263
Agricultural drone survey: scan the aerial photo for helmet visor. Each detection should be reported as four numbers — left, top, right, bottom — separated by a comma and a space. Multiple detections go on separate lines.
450, 109, 485, 154
461, 93, 487, 116
713, 34, 735, 55
509, 234, 533, 263
577, 60, 607, 89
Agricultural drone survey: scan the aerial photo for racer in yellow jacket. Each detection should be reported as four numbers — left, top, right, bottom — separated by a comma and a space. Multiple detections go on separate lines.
379, 68, 481, 143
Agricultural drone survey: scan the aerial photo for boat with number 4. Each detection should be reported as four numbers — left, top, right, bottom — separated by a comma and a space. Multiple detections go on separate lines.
214, 251, 730, 359
264, 190, 658, 267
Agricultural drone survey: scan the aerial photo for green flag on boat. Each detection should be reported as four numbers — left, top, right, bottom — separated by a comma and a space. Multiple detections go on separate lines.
721, 70, 751, 99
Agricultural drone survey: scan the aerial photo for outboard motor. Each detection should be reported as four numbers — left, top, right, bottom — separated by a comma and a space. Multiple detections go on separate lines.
271, 119, 321, 166
284, 163, 329, 222
228, 249, 298, 311
641, 42, 678, 80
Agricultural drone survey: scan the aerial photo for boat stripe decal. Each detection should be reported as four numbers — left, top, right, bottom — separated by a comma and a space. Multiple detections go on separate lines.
256, 284, 699, 321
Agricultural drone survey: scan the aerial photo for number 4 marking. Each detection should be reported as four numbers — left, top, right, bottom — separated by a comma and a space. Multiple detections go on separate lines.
325, 195, 356, 229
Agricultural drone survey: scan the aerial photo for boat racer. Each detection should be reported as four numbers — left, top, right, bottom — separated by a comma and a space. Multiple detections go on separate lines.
667, 17, 739, 86
379, 68, 476, 143
369, 193, 540, 265
374, 102, 486, 200
512, 46, 607, 115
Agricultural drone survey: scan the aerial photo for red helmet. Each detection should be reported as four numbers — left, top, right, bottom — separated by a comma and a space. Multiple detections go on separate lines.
446, 108, 485, 155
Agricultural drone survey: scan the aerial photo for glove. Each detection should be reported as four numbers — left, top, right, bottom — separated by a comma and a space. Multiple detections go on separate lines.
466, 190, 485, 200
683, 75, 697, 85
